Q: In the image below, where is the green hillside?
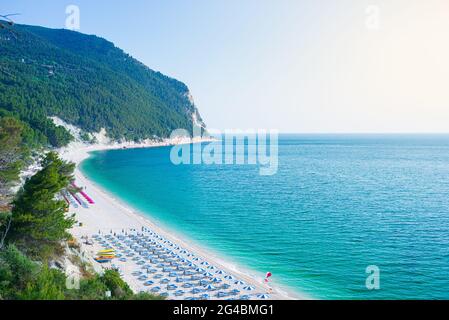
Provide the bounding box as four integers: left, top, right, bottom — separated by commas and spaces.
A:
0, 23, 205, 147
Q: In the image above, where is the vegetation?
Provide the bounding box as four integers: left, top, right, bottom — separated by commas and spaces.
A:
0, 153, 161, 300
0, 117, 28, 206
0, 116, 29, 248
70, 270, 163, 300
0, 245, 162, 300
9, 152, 75, 258
0, 23, 205, 147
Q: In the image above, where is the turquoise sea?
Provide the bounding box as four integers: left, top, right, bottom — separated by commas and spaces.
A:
81, 134, 449, 299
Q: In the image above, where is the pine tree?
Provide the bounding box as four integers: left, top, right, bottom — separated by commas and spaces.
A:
9, 152, 75, 252
0, 117, 25, 204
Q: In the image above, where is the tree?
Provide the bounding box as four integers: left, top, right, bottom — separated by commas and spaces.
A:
18, 265, 66, 300
0, 211, 11, 250
0, 117, 26, 249
101, 269, 133, 299
0, 117, 25, 205
1, 22, 205, 146
9, 152, 75, 255
0, 245, 37, 299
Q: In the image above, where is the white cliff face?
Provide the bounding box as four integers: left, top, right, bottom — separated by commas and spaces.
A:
186, 91, 195, 105
184, 91, 207, 132
50, 93, 210, 149
192, 112, 204, 129
50, 117, 113, 145
91, 128, 110, 145
50, 116, 86, 142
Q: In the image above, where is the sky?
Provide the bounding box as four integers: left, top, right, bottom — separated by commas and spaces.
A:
3, 0, 449, 133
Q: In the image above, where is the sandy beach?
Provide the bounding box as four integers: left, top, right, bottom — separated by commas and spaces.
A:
59, 140, 303, 300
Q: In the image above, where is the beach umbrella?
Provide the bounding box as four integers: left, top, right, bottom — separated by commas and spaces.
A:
203, 272, 213, 277
216, 291, 228, 298
257, 294, 270, 299
195, 268, 205, 273
243, 286, 255, 291
234, 280, 245, 285
192, 288, 202, 294
175, 290, 185, 296
144, 280, 154, 286
211, 278, 222, 283
224, 275, 234, 280
204, 285, 216, 291
216, 270, 225, 275
230, 289, 240, 295
199, 280, 209, 286
201, 261, 209, 266
150, 287, 161, 292
200, 294, 210, 300
182, 283, 193, 288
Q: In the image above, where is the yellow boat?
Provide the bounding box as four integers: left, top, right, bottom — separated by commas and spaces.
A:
98, 249, 115, 254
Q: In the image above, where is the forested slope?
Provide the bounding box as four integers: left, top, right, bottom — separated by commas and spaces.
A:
0, 22, 205, 147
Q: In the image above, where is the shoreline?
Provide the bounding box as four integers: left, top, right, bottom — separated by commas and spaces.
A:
60, 140, 308, 300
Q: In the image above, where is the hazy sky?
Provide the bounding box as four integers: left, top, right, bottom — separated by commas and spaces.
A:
3, 0, 449, 132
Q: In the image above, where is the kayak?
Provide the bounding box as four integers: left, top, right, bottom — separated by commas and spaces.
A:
98, 249, 115, 254
94, 258, 112, 263
97, 255, 116, 259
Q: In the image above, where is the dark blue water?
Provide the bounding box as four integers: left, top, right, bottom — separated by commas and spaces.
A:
81, 134, 449, 299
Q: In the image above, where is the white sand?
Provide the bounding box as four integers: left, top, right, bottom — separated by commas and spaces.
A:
60, 140, 305, 300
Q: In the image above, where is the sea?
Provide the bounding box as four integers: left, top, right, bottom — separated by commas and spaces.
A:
81, 134, 449, 299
